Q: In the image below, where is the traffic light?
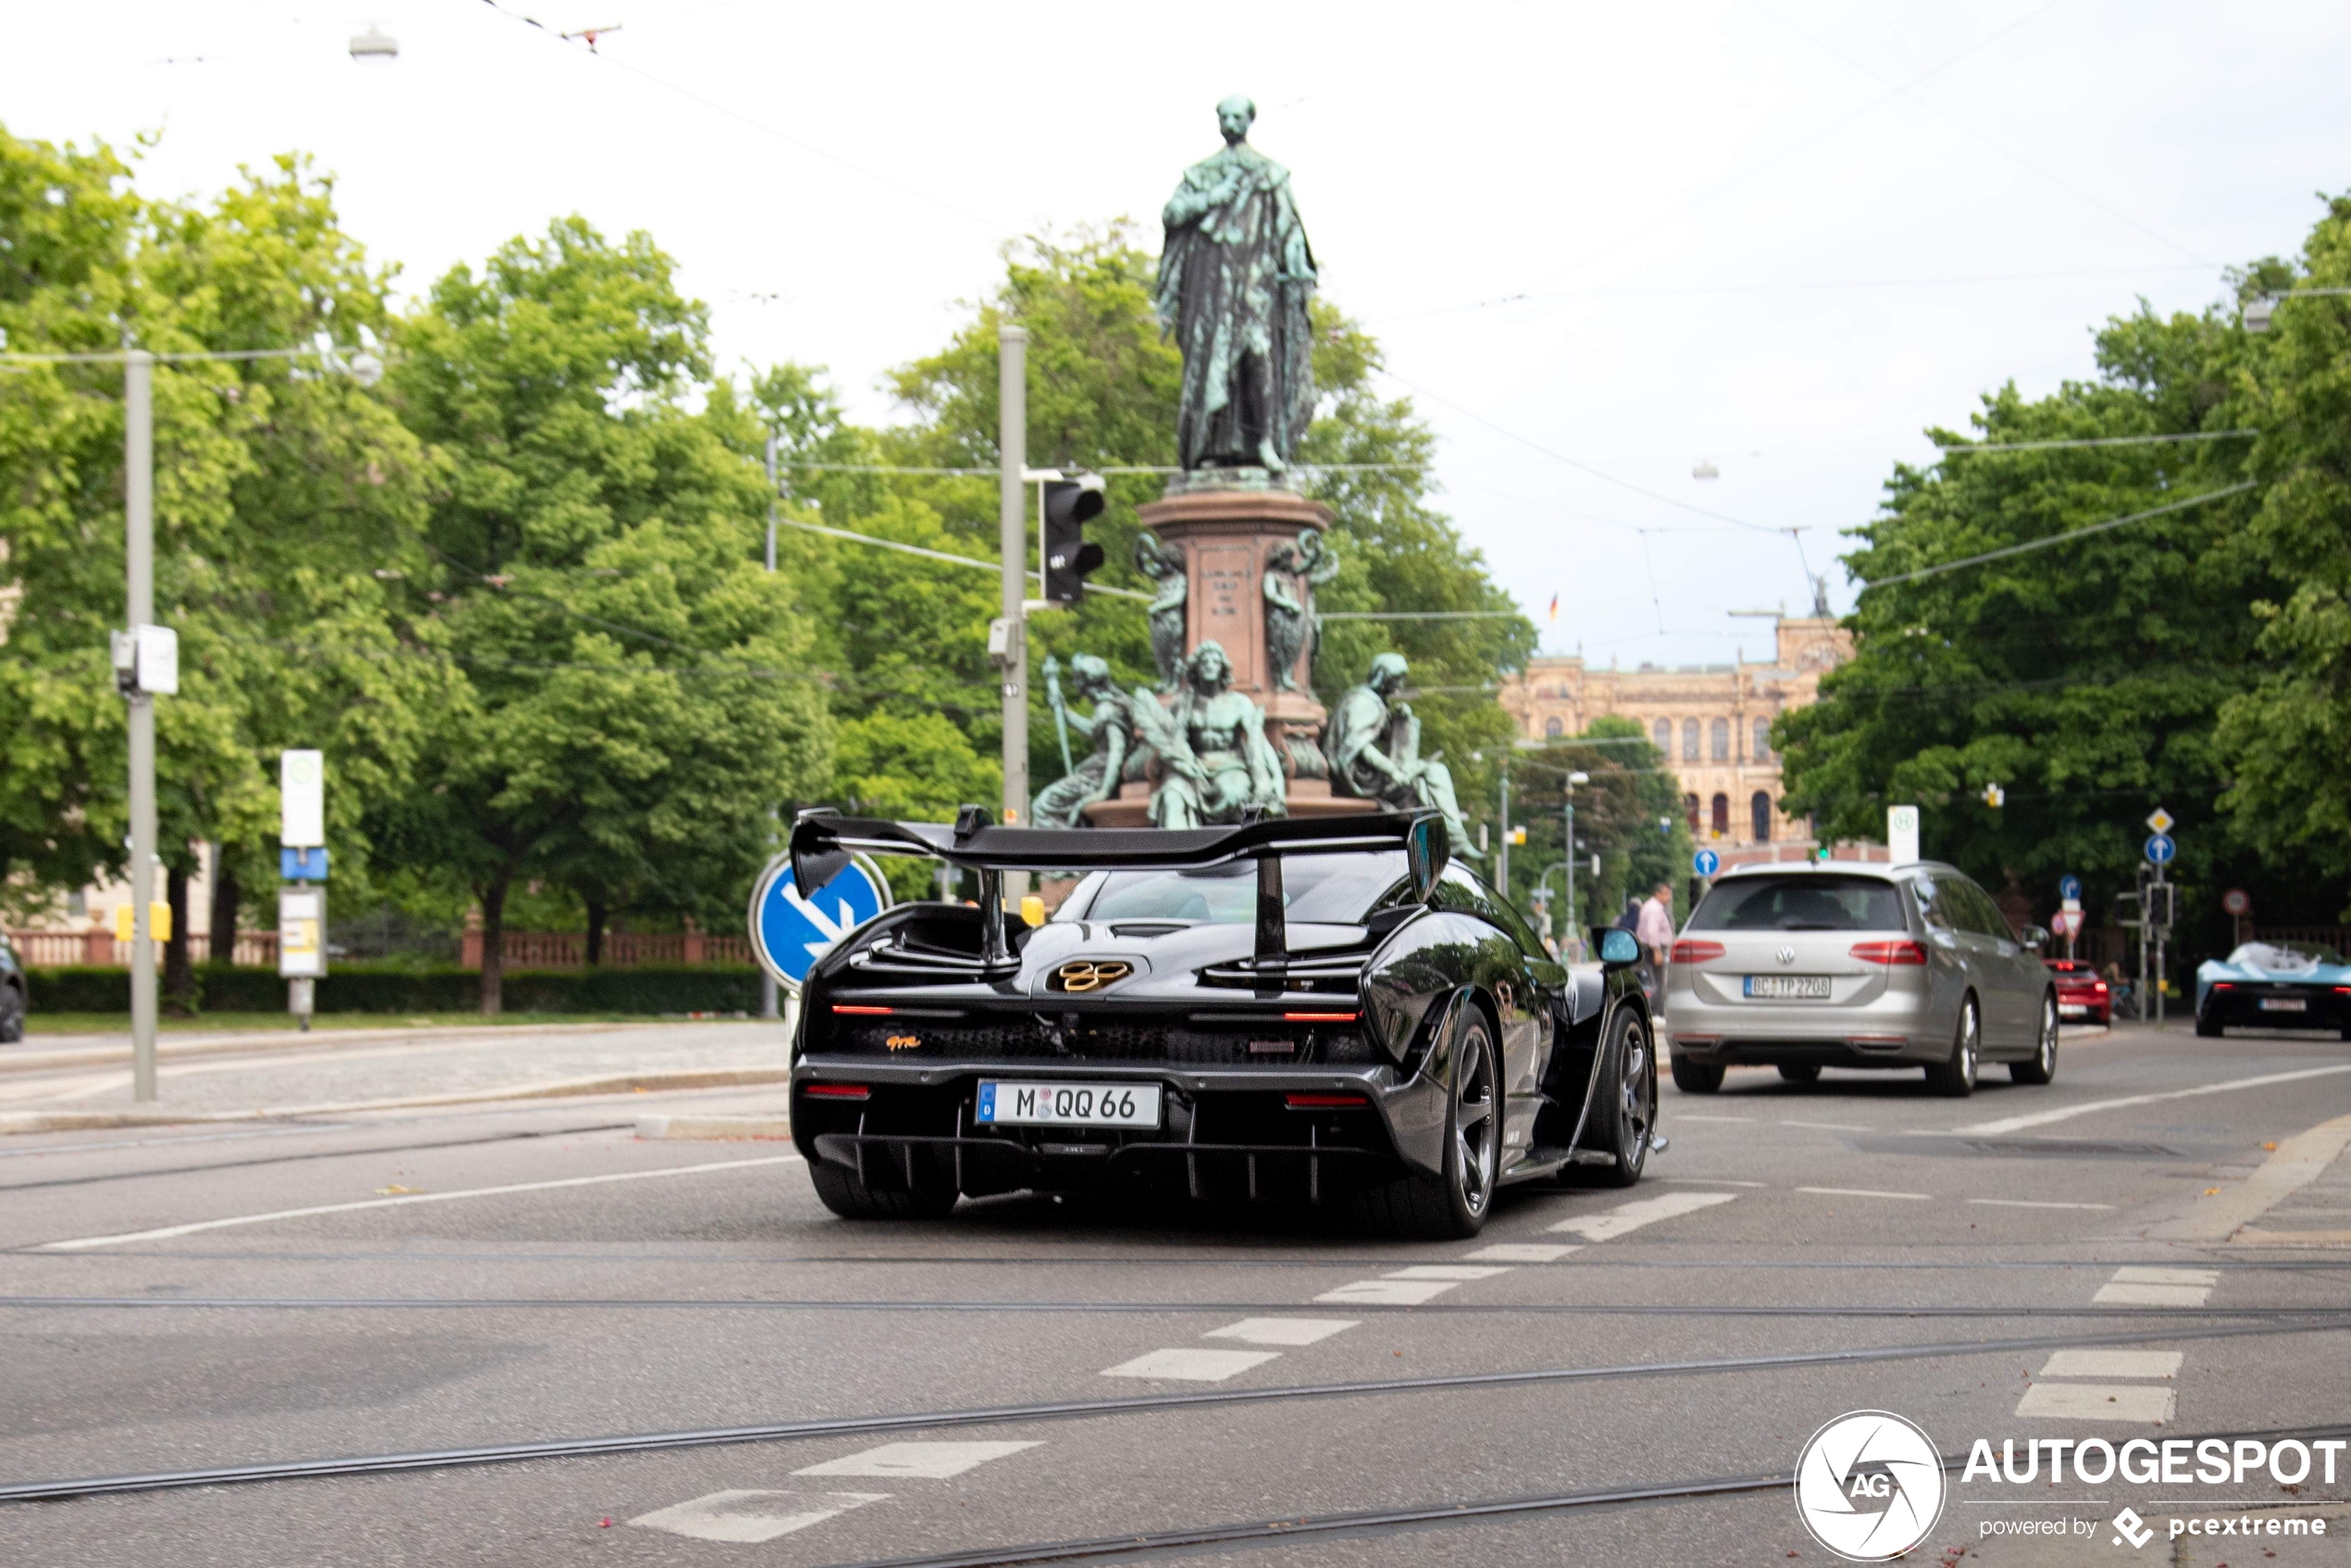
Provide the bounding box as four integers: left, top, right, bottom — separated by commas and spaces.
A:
1042, 475, 1106, 604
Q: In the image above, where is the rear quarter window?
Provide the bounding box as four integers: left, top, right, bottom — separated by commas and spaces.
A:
1686, 876, 1908, 933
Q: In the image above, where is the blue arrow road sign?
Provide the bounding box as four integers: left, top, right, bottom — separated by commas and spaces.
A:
1693, 850, 1721, 877
2145, 834, 2176, 865
748, 854, 889, 988
2059, 875, 2082, 901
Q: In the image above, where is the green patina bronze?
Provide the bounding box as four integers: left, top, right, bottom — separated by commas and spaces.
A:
1157, 96, 1318, 478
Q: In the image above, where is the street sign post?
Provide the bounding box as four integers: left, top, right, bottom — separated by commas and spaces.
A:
2145, 834, 2175, 865
2146, 807, 2175, 835
2141, 824, 2177, 1023
2059, 875, 2082, 902
1693, 849, 1720, 878
2223, 886, 2251, 947
1887, 804, 1920, 865
748, 853, 892, 997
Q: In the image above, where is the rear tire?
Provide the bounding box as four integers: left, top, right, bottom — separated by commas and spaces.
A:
1670, 1054, 1724, 1094
1924, 997, 1980, 1098
2010, 993, 2059, 1085
2196, 1012, 2223, 1039
0, 984, 21, 1044
1357, 1006, 1499, 1239
1775, 1063, 1820, 1084
808, 1161, 955, 1221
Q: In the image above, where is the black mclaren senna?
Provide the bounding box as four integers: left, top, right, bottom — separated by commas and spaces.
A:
785, 807, 1662, 1238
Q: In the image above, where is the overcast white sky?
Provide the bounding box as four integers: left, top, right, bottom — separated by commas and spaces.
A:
9, 2, 2348, 666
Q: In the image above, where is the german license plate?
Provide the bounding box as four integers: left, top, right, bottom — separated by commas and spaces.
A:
1745, 975, 1830, 1000
2259, 998, 2307, 1013
976, 1080, 1161, 1127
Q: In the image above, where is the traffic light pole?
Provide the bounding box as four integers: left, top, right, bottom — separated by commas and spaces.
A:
759, 432, 780, 1021
998, 326, 1028, 902
1496, 752, 1511, 896
1562, 779, 1577, 944
125, 350, 157, 1102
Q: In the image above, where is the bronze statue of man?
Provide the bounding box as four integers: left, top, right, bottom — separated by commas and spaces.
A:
1325, 653, 1476, 853
1157, 96, 1318, 475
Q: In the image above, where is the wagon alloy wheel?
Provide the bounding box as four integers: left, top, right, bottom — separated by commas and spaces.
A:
1927, 998, 1980, 1098
2011, 992, 2059, 1085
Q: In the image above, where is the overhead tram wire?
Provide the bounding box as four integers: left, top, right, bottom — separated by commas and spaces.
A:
1858, 480, 2256, 590
1939, 429, 2258, 455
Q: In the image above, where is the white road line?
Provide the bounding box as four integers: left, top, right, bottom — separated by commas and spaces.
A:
1657, 1177, 1768, 1188
1795, 1186, 1933, 1201
1382, 1264, 1512, 1281
1466, 1243, 1580, 1262
628, 1489, 887, 1544
1955, 1063, 2351, 1137
2015, 1383, 2177, 1424
1673, 1114, 1755, 1123
1100, 1348, 1279, 1382
1968, 1199, 2115, 1211
795, 1442, 1039, 1479
1549, 1190, 1739, 1240
38, 1154, 803, 1251
1778, 1120, 1869, 1132
2038, 1350, 2182, 1380
2093, 1266, 2215, 1308
1314, 1278, 1459, 1305
1204, 1318, 1357, 1347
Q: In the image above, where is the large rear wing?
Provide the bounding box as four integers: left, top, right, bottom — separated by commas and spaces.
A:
790, 807, 1449, 964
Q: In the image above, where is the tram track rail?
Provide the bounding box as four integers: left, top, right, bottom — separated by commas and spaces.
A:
2, 1294, 2346, 1323
4, 1315, 2346, 1504
824, 1419, 2351, 1568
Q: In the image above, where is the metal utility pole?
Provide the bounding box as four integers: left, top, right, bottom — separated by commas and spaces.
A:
1496, 752, 1511, 896
1563, 769, 1588, 952
125, 350, 157, 1102
759, 432, 780, 1021
997, 326, 1029, 903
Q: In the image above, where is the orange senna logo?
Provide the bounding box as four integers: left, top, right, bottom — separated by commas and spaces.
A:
884, 1034, 921, 1051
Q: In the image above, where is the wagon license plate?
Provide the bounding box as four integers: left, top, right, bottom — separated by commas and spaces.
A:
2260, 998, 2308, 1013
976, 1081, 1162, 1127
1745, 975, 1831, 1000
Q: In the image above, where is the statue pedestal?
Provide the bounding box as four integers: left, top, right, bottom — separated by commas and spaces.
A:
1078, 485, 1374, 828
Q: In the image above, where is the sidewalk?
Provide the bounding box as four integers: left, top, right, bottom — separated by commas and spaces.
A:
0, 1016, 792, 1130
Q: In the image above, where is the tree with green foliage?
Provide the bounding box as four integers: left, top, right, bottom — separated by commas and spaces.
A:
1508, 716, 1693, 936
2215, 196, 2351, 907
1777, 283, 2281, 941
0, 131, 445, 1006
376, 218, 829, 1010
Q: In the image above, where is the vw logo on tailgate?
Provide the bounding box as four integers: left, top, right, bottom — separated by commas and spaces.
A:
1051, 960, 1133, 993
1776, 946, 1797, 965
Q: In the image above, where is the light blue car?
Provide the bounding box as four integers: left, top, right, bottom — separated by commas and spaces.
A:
2195, 942, 2351, 1039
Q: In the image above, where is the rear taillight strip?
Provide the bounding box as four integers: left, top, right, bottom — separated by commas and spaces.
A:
1849, 940, 1927, 965
1670, 940, 1724, 964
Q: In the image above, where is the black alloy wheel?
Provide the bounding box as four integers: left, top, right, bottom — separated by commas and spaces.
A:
2010, 992, 2059, 1085
0, 983, 21, 1044
1358, 1005, 1499, 1238
1592, 1009, 1657, 1188
1925, 996, 1980, 1098
808, 1159, 956, 1221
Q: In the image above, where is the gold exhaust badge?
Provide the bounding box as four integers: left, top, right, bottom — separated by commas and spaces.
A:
1052, 960, 1133, 993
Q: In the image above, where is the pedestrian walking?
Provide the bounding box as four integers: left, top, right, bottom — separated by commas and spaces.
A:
1636, 880, 1676, 1011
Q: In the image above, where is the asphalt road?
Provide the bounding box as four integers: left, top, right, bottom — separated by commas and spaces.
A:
2, 1020, 2348, 1566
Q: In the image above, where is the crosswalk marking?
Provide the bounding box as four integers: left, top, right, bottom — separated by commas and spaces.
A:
1549, 1189, 1738, 1240
795, 1442, 1039, 1479
1100, 1347, 1280, 1381
2015, 1383, 2176, 1423
1313, 1278, 1459, 1305
2036, 1350, 2182, 1380
2092, 1266, 2216, 1307
628, 1489, 887, 1544
1795, 1186, 1932, 1201
1382, 1264, 1511, 1281
1466, 1243, 1580, 1262
1204, 1317, 1357, 1346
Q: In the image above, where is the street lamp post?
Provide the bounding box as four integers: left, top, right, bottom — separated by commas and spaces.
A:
1563, 769, 1588, 948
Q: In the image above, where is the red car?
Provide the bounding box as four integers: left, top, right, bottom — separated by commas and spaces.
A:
2046, 958, 2110, 1025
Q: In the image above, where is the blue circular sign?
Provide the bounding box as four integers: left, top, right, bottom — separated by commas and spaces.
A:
1693, 849, 1721, 877
747, 854, 890, 989
2145, 834, 2175, 865
2059, 875, 2083, 901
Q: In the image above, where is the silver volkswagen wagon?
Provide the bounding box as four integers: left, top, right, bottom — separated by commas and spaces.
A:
1661, 861, 2059, 1098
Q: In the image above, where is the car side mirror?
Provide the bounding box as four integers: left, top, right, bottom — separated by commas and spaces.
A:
2021, 924, 2050, 952
1597, 928, 1640, 968
1403, 814, 1449, 905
